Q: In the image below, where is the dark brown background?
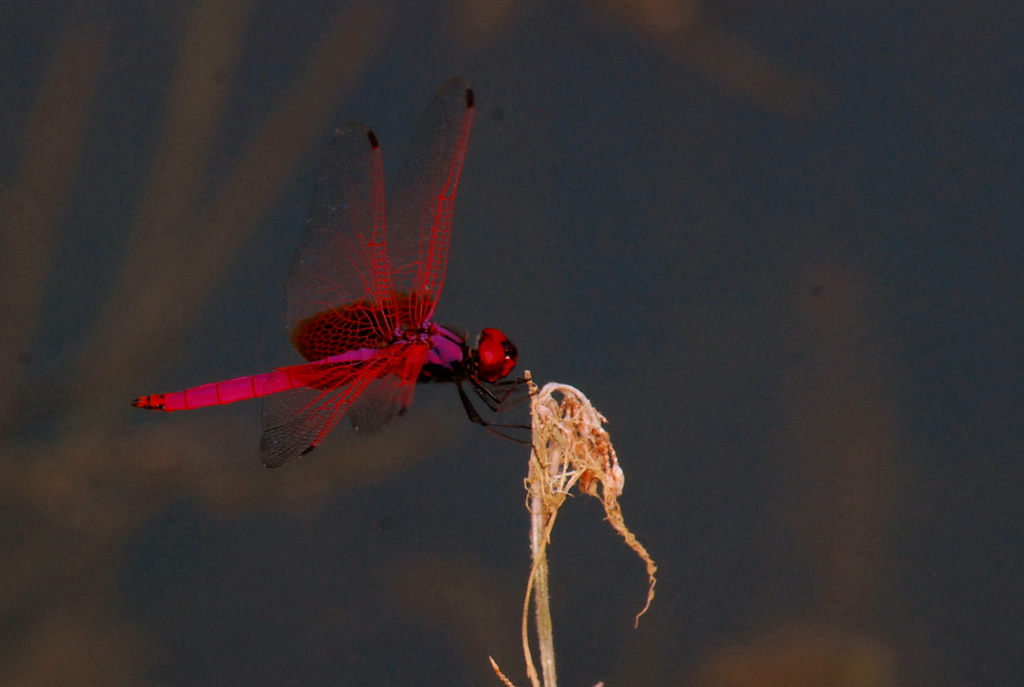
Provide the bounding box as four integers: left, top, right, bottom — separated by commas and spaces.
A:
1, 1, 1020, 685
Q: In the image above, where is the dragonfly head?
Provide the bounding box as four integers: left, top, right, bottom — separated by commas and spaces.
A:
474, 328, 518, 382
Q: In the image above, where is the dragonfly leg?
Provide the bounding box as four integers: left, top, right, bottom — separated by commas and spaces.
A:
470, 376, 531, 412
454, 377, 531, 443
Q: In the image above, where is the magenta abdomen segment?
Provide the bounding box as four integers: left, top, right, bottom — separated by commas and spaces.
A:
132, 347, 382, 412
188, 372, 292, 409
131, 328, 466, 413
134, 370, 299, 411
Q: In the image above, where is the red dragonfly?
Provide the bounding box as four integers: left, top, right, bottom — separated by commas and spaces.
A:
133, 79, 521, 467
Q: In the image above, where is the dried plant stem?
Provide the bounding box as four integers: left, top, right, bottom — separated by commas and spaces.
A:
525, 436, 560, 687
514, 372, 658, 687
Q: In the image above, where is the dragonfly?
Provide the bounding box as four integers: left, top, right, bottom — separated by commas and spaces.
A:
132, 78, 522, 467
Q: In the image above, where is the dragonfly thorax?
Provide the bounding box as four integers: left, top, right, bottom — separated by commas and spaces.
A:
419, 325, 518, 384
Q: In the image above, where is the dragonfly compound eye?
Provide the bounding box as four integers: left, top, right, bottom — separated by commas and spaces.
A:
476, 328, 518, 382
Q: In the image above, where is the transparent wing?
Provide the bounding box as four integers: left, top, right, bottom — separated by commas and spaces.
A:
259, 343, 429, 467
285, 124, 395, 350
259, 362, 374, 468
343, 375, 409, 434
387, 78, 475, 328
347, 342, 429, 433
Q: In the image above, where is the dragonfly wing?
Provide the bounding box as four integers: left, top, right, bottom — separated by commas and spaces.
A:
348, 375, 415, 434
387, 78, 475, 328
286, 122, 394, 349
259, 343, 429, 467
259, 362, 372, 468
347, 342, 430, 433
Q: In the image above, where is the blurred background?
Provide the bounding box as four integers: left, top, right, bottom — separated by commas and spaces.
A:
1, 1, 1021, 685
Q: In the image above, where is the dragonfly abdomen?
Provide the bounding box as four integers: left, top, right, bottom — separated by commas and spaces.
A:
132, 370, 308, 411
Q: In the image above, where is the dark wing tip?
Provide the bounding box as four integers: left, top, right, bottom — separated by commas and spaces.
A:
366, 129, 379, 149
465, 86, 474, 109
260, 444, 315, 468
